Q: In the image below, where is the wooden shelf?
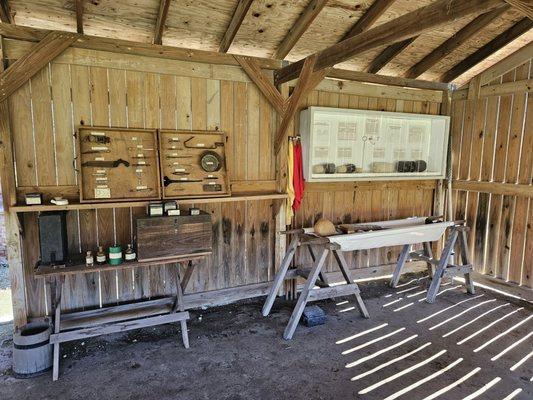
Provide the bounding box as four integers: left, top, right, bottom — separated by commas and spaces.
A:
35, 252, 211, 277
10, 193, 287, 213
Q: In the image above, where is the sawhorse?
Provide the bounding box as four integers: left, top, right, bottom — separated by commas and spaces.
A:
262, 233, 369, 340
390, 224, 475, 303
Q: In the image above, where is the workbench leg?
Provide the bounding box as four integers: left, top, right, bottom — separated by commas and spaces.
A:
390, 244, 410, 288
333, 250, 369, 319
423, 242, 435, 278
283, 248, 329, 340
426, 229, 458, 303
173, 264, 189, 349
262, 236, 298, 317
51, 276, 63, 381
308, 246, 329, 287
458, 229, 475, 295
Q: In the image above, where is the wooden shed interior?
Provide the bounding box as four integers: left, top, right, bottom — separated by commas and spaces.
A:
0, 0, 531, 387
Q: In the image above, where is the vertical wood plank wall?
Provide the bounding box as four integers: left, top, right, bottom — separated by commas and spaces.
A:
9, 52, 278, 316
451, 60, 532, 289
292, 88, 441, 275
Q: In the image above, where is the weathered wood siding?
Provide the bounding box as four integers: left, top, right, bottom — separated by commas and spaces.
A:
9, 50, 278, 316
451, 60, 532, 288
292, 88, 441, 274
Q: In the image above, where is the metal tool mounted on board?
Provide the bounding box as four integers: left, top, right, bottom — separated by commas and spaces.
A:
164, 176, 202, 186
183, 136, 224, 149
81, 159, 130, 168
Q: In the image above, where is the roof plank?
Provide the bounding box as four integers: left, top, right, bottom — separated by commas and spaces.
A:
219, 0, 254, 53
504, 0, 533, 19
275, 0, 503, 85
440, 17, 533, 83
404, 5, 509, 79
274, 0, 327, 60
154, 0, 171, 45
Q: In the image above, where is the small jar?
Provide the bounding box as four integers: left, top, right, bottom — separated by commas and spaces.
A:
86, 251, 94, 267
124, 244, 136, 262
96, 246, 106, 265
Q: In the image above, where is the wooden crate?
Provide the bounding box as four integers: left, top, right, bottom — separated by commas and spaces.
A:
76, 126, 161, 202
159, 130, 231, 198
135, 212, 213, 262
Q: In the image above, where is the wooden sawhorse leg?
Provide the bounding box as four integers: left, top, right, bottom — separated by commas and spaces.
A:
50, 276, 64, 381
173, 263, 190, 348
390, 244, 410, 288
262, 235, 298, 317
332, 250, 369, 319
458, 228, 475, 295
283, 248, 329, 340
426, 229, 458, 303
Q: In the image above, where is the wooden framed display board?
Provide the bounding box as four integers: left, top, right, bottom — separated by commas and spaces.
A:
159, 130, 231, 199
76, 127, 161, 202
300, 107, 450, 182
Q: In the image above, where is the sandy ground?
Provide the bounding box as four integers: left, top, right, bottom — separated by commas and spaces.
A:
0, 274, 531, 400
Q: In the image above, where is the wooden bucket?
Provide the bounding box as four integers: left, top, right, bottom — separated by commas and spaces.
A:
12, 320, 53, 378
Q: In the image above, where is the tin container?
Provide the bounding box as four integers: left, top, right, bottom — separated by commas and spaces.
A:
108, 245, 122, 266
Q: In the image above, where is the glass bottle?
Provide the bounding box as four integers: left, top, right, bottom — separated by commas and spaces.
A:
86, 251, 94, 267
124, 244, 136, 261
96, 246, 106, 265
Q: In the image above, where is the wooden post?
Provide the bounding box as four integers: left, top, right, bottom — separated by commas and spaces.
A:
0, 35, 27, 329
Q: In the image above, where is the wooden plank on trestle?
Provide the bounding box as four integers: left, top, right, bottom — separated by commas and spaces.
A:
0, 31, 77, 103
51, 63, 76, 186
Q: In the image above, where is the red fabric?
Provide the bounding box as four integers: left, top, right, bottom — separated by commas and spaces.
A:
292, 141, 305, 212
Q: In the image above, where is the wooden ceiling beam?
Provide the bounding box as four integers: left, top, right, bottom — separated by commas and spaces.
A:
341, 0, 396, 40
0, 0, 12, 24
477, 41, 533, 86
274, 0, 327, 60
0, 31, 77, 103
275, 0, 503, 85
219, 0, 254, 53
504, 0, 533, 19
365, 37, 416, 74
404, 5, 509, 79
154, 0, 171, 45
440, 17, 533, 83
75, 0, 84, 34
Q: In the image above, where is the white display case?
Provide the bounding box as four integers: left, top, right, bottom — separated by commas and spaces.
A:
299, 107, 450, 181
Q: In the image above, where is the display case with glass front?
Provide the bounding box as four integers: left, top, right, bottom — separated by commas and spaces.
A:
299, 107, 450, 182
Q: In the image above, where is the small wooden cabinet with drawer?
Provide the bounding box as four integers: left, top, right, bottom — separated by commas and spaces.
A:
135, 212, 212, 262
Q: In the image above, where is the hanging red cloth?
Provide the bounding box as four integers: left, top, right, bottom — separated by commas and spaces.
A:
292, 140, 305, 212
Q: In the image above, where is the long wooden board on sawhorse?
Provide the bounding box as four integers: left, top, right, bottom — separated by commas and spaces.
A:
390, 223, 475, 303
262, 233, 369, 340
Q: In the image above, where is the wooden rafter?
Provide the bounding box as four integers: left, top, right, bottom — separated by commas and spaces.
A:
0, 0, 12, 24
404, 5, 509, 79
504, 0, 533, 19
75, 0, 84, 34
154, 0, 171, 45
477, 41, 533, 86
341, 0, 396, 41
274, 0, 327, 60
219, 0, 254, 53
275, 0, 503, 85
440, 17, 533, 83
235, 55, 286, 113
0, 31, 77, 103
365, 37, 416, 74
274, 55, 328, 154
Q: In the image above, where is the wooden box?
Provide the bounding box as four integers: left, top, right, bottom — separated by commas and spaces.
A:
77, 126, 161, 202
159, 130, 231, 198
135, 212, 212, 262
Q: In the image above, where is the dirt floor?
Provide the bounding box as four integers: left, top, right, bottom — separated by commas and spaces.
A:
0, 274, 531, 400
